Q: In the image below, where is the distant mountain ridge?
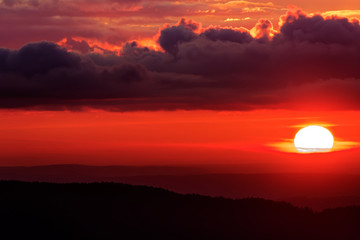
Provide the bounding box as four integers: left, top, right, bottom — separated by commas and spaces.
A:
1, 164, 360, 210
0, 181, 359, 240
0, 164, 207, 179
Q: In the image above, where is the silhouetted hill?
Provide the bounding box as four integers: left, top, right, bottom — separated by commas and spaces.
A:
1, 165, 360, 210
0, 181, 359, 240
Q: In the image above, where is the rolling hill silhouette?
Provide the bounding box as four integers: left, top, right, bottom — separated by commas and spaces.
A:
1, 165, 360, 210
0, 181, 359, 240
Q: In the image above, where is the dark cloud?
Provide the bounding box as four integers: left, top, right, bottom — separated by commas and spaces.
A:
157, 18, 199, 55
277, 9, 360, 45
158, 19, 254, 55
4, 42, 81, 77
1, 9, 360, 111
201, 27, 253, 44
121, 41, 151, 57
178, 18, 200, 31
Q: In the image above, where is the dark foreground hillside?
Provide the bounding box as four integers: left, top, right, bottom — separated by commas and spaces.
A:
0, 181, 359, 240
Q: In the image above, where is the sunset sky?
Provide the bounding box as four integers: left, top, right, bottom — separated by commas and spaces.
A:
1, 0, 360, 173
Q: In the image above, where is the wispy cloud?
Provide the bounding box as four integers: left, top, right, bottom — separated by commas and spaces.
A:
224, 17, 251, 22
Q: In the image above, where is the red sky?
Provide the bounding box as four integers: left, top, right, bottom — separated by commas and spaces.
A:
1, 109, 360, 174
1, 0, 360, 172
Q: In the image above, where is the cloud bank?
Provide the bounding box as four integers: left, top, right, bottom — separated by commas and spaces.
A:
1, 8, 360, 111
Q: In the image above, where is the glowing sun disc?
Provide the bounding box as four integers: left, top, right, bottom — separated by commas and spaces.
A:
294, 125, 334, 153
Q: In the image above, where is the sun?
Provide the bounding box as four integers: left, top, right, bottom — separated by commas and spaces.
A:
294, 125, 334, 153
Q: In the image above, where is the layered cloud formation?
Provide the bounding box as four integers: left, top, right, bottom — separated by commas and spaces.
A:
1, 8, 360, 111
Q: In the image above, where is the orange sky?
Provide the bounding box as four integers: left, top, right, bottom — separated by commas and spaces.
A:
1, 109, 359, 173
1, 0, 359, 49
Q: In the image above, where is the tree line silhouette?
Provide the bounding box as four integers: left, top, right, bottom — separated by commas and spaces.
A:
0, 181, 359, 239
